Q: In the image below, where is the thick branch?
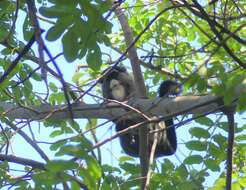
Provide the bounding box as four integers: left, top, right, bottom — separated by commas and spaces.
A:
1, 78, 245, 120
0, 94, 239, 120
114, 7, 147, 97
0, 154, 45, 170
114, 6, 149, 183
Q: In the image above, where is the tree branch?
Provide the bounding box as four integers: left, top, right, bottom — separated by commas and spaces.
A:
0, 154, 45, 170
0, 33, 36, 84
114, 5, 149, 183
1, 88, 243, 121
5, 120, 49, 162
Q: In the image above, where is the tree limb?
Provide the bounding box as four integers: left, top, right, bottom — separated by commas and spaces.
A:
0, 154, 45, 170
0, 93, 242, 121
114, 5, 149, 183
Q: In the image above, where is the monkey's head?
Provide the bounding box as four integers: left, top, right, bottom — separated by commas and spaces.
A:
100, 66, 135, 101
159, 80, 182, 97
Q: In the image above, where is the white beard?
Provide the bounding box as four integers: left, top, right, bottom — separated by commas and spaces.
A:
110, 79, 126, 101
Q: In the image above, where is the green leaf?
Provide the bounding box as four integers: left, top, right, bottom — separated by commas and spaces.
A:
49, 82, 58, 92
46, 16, 74, 41
56, 145, 87, 157
186, 140, 207, 151
0, 0, 11, 10
39, 6, 77, 18
86, 45, 102, 70
235, 134, 246, 141
238, 92, 246, 111
213, 134, 227, 148
32, 172, 60, 186
217, 122, 229, 132
23, 80, 33, 97
71, 181, 81, 190
62, 27, 79, 62
46, 23, 66, 41
50, 130, 63, 137
194, 116, 214, 126
209, 178, 226, 190
119, 162, 141, 174
204, 159, 220, 171
70, 121, 80, 132
86, 156, 102, 179
208, 143, 225, 159
175, 165, 189, 179
78, 156, 102, 190
23, 15, 33, 41
79, 168, 97, 190
161, 159, 175, 173
31, 72, 42, 81
63, 126, 73, 134
72, 72, 83, 83
50, 140, 67, 151
45, 160, 78, 172
118, 156, 135, 162
231, 182, 241, 190
0, 23, 9, 40
102, 164, 121, 174
187, 27, 196, 41
238, 176, 246, 187
184, 155, 203, 165
13, 87, 22, 100
189, 127, 210, 138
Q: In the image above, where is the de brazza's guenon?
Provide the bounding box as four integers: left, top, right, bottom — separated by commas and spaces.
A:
100, 66, 181, 157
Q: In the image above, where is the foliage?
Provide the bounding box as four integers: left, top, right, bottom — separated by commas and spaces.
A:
0, 0, 245, 189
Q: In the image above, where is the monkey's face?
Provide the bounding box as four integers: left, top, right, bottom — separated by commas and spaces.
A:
110, 79, 126, 101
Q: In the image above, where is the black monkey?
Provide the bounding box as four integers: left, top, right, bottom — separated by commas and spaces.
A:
159, 80, 182, 97
100, 66, 180, 157
115, 80, 180, 157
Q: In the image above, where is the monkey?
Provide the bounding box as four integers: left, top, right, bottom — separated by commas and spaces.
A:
114, 80, 180, 157
100, 66, 180, 157
159, 80, 182, 97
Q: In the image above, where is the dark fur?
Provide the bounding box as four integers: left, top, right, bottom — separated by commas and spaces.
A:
100, 66, 180, 157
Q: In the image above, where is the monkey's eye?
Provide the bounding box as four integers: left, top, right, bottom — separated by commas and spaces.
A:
110, 79, 121, 89
112, 83, 119, 88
